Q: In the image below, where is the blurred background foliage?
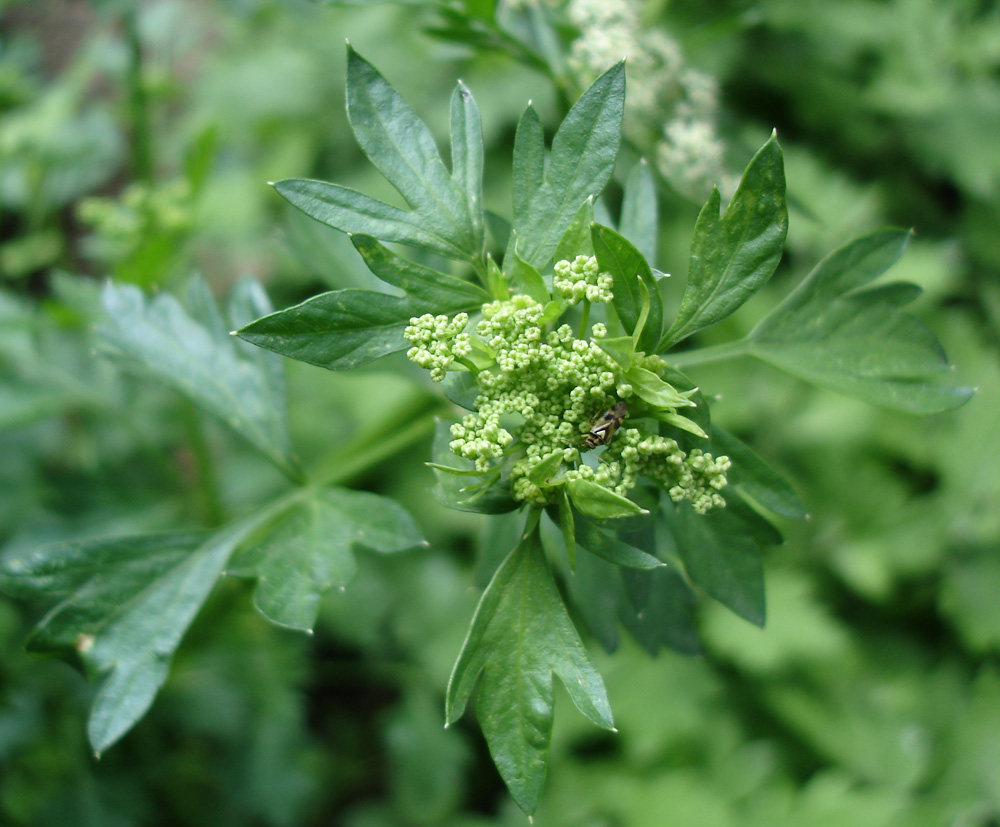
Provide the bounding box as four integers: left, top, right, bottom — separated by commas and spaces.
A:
0, 0, 996, 824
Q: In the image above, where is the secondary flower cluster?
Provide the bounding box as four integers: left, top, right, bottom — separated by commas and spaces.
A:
403, 256, 730, 514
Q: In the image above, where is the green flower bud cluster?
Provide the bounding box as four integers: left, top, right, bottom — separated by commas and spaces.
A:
404, 312, 472, 382
554, 255, 614, 305
405, 262, 731, 513
602, 428, 731, 513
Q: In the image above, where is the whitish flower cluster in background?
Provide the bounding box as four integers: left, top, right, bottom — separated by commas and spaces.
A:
566, 0, 735, 199
404, 256, 730, 513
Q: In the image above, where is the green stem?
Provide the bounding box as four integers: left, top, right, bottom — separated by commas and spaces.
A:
666, 338, 751, 369
179, 400, 224, 526
125, 11, 153, 183
311, 409, 437, 489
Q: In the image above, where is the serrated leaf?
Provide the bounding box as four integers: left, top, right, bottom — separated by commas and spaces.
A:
664, 495, 776, 627
660, 133, 787, 350
97, 281, 295, 477
508, 62, 625, 271
227, 487, 424, 632
273, 47, 483, 265
567, 478, 647, 519
592, 223, 663, 352
619, 160, 658, 265
747, 228, 974, 413
710, 426, 807, 519
445, 530, 614, 814
0, 512, 274, 753
237, 236, 487, 372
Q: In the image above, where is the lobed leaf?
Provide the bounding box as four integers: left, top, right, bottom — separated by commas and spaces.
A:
273, 46, 484, 266
659, 133, 788, 350
747, 229, 975, 413
508, 62, 625, 272
228, 487, 424, 632
445, 530, 614, 814
98, 280, 296, 477
0, 510, 277, 754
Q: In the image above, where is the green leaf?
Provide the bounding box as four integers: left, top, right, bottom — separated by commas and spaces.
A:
574, 514, 664, 569
445, 530, 614, 814
567, 478, 647, 519
592, 224, 663, 353
236, 289, 418, 372
236, 236, 486, 372
664, 495, 776, 627
273, 47, 483, 265
508, 62, 625, 271
430, 420, 518, 514
554, 197, 595, 263
710, 426, 807, 519
747, 228, 974, 413
624, 365, 696, 410
350, 234, 490, 306
596, 335, 635, 369
450, 80, 485, 252
557, 490, 576, 571
227, 488, 424, 632
659, 133, 788, 350
512, 104, 545, 222
97, 280, 296, 477
620, 566, 701, 655
0, 510, 275, 754
510, 242, 552, 305
619, 159, 658, 265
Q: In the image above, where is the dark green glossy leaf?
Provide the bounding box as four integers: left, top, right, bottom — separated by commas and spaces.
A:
227, 488, 424, 632
508, 62, 625, 271
445, 530, 614, 814
747, 229, 974, 413
665, 495, 777, 627
237, 236, 486, 372
574, 513, 663, 569
710, 426, 807, 519
98, 281, 295, 477
236, 289, 419, 372
620, 566, 701, 656
660, 133, 787, 350
592, 223, 663, 353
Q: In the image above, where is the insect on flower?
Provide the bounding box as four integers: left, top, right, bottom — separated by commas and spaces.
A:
582, 401, 627, 450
